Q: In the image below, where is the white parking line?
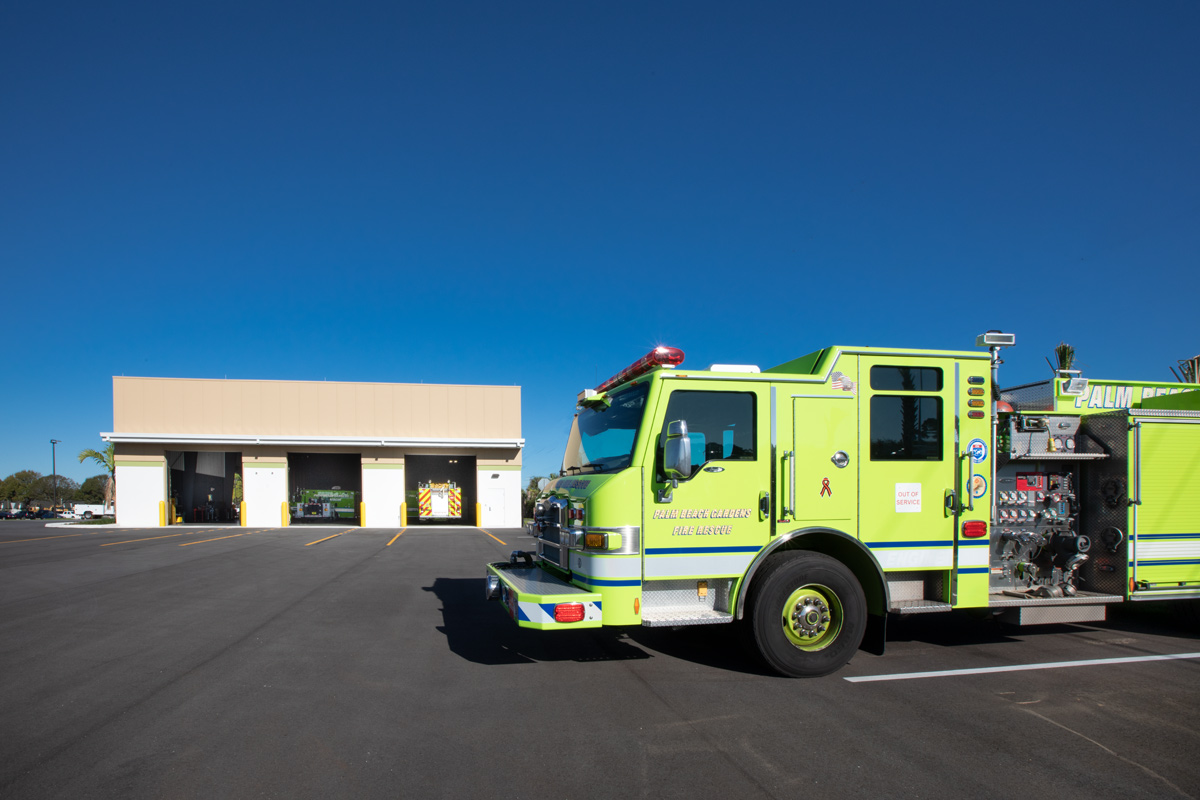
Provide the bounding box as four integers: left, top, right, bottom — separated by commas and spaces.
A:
845, 652, 1200, 682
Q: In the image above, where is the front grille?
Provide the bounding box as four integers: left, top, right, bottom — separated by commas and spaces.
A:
534, 495, 572, 570
538, 525, 565, 545
538, 538, 568, 569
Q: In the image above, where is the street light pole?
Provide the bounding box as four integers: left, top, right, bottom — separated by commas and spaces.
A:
50, 439, 61, 512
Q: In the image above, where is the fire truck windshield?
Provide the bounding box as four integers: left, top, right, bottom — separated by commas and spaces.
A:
561, 382, 651, 475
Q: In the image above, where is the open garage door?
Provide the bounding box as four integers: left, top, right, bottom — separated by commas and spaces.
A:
288, 453, 362, 524
406, 455, 477, 526
167, 451, 242, 523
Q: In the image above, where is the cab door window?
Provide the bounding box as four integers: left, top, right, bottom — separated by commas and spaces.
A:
656, 391, 756, 480
869, 365, 944, 461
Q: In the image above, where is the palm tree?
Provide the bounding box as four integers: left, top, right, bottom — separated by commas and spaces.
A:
1047, 342, 1075, 375
78, 443, 116, 510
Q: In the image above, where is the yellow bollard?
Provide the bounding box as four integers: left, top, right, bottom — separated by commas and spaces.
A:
360, 501, 367, 527
400, 502, 407, 527
476, 502, 482, 527
240, 501, 246, 527
159, 501, 166, 527
282, 501, 289, 527
169, 499, 175, 526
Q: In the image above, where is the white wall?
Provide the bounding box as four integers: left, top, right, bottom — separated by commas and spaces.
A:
477, 468, 521, 528
116, 463, 167, 527
244, 465, 288, 527
362, 467, 405, 528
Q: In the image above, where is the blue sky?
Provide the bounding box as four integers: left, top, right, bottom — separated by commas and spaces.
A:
2, 1, 1198, 484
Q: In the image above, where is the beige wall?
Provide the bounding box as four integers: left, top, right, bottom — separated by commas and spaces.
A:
113, 377, 521, 440
115, 444, 521, 466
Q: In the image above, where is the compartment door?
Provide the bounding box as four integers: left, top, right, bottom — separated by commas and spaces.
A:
1133, 420, 1200, 592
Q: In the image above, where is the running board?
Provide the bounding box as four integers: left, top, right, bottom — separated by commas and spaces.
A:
641, 607, 734, 627
890, 599, 953, 615
989, 592, 1123, 626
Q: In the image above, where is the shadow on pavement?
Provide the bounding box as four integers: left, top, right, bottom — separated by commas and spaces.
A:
427, 577, 1199, 673
885, 602, 1200, 648
623, 623, 777, 677
425, 577, 651, 666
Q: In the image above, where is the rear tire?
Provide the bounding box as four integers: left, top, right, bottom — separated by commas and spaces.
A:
750, 551, 866, 678
82, 511, 93, 520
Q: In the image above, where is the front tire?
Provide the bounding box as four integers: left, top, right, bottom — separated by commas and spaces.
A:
750, 551, 866, 678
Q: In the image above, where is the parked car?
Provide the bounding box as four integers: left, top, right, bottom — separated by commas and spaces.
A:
0, 510, 15, 520
35, 509, 55, 519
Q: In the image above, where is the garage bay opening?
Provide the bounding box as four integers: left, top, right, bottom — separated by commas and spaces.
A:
167, 451, 243, 524
288, 453, 362, 524
405, 455, 477, 526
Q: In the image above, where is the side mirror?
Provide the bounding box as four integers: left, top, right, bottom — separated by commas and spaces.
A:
664, 420, 692, 481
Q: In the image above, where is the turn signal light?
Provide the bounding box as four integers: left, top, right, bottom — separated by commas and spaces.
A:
554, 603, 586, 623
585, 533, 605, 548
962, 520, 988, 539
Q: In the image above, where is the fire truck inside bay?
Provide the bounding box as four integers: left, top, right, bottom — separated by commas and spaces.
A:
485, 334, 1200, 677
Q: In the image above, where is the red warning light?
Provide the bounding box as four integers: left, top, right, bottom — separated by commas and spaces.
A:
962, 520, 988, 539
554, 603, 586, 623
595, 347, 685, 394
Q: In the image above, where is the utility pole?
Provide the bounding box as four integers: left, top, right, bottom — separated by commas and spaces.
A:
50, 439, 61, 511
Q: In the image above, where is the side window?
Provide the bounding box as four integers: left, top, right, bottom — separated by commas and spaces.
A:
657, 391, 756, 479
870, 365, 943, 391
869, 365, 943, 461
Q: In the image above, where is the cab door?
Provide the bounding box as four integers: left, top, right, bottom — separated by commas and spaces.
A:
642, 382, 772, 581
790, 394, 859, 530
857, 357, 958, 576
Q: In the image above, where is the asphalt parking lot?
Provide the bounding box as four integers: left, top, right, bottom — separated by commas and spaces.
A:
2, 519, 1199, 799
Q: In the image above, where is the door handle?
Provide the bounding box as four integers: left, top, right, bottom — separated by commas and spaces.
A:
782, 451, 795, 517
960, 450, 974, 512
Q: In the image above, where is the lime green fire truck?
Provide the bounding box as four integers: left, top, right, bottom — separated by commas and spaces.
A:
485, 334, 1200, 677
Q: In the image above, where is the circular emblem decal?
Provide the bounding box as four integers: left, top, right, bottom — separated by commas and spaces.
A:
968, 438, 988, 464
971, 474, 988, 499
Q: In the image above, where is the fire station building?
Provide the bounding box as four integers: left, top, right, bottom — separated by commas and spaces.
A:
102, 377, 523, 528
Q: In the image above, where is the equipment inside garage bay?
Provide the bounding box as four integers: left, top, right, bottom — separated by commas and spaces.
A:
406, 454, 477, 525
288, 453, 361, 523
418, 482, 462, 520
167, 451, 242, 523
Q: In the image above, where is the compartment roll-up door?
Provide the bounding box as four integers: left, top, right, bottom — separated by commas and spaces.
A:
1135, 421, 1200, 589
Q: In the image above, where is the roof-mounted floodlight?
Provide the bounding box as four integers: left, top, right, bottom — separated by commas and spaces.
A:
1063, 377, 1089, 396
976, 331, 1016, 348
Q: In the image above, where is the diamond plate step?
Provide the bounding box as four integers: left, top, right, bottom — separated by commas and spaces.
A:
641, 607, 734, 627
987, 591, 1123, 608
889, 599, 953, 615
